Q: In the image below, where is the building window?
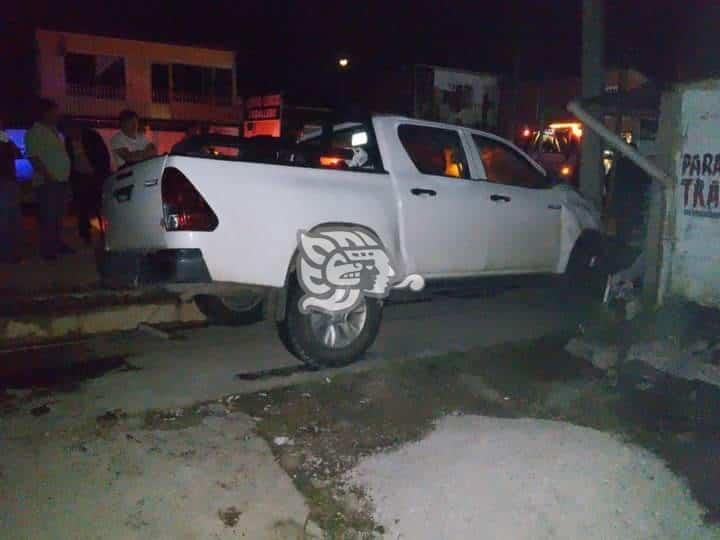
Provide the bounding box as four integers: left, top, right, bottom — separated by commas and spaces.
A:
151, 64, 170, 103
172, 64, 206, 104
214, 68, 233, 106
154, 64, 234, 105
65, 53, 126, 100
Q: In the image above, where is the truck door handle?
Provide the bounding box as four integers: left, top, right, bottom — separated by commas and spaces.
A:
411, 188, 437, 197
113, 185, 134, 203
490, 194, 511, 202
548, 204, 562, 210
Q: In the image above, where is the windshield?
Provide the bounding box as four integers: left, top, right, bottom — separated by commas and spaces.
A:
531, 130, 578, 156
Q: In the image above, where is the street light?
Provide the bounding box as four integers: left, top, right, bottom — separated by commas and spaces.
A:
338, 57, 349, 69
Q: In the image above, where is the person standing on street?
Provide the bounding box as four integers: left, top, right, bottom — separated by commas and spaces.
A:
64, 121, 111, 245
25, 99, 73, 261
110, 110, 156, 169
607, 141, 652, 248
0, 115, 22, 263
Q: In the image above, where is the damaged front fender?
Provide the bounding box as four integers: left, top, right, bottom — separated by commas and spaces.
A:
553, 184, 602, 273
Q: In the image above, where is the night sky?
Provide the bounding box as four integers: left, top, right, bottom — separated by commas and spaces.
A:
1, 0, 718, 118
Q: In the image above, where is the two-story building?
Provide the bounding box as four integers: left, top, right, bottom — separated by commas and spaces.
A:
30, 29, 243, 165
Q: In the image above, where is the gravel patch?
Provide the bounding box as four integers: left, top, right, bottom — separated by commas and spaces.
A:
350, 415, 719, 540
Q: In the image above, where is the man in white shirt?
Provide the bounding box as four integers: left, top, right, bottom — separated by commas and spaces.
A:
110, 110, 156, 169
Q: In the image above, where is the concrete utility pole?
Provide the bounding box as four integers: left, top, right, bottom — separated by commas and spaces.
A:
579, 0, 606, 209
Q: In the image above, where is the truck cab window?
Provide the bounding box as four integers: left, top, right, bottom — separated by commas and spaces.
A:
398, 124, 469, 179
473, 135, 549, 189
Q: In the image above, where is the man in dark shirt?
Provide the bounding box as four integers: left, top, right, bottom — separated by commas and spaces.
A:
608, 142, 652, 248
64, 121, 111, 245
0, 116, 22, 263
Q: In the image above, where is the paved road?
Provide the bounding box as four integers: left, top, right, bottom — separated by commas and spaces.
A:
8, 285, 587, 421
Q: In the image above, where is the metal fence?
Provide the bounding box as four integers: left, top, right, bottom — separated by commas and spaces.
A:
66, 84, 126, 101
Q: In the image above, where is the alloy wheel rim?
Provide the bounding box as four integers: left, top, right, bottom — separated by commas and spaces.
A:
309, 300, 368, 349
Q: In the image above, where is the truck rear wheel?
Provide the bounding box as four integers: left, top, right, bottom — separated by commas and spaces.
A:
194, 294, 263, 326
278, 281, 383, 368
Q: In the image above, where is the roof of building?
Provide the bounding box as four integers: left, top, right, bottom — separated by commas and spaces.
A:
36, 27, 236, 55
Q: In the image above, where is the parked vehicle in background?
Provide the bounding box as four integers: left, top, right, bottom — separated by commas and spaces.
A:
100, 114, 603, 367
527, 123, 582, 186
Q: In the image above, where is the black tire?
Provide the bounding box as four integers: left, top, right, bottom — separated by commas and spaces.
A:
194, 294, 264, 326
277, 280, 383, 368
564, 234, 609, 299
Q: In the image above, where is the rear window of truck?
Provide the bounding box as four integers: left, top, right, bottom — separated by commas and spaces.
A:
171, 119, 385, 173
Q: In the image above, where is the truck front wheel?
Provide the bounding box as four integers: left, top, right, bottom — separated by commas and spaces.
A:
564, 233, 608, 299
278, 281, 383, 368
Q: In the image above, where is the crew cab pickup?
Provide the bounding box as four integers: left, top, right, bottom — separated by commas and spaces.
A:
100, 114, 602, 366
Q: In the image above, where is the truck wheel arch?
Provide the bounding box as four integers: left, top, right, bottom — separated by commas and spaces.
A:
271, 222, 386, 322
573, 229, 605, 257
561, 229, 604, 273
564, 229, 607, 277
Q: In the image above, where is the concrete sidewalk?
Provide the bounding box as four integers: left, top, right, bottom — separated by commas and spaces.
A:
0, 250, 206, 344
0, 292, 206, 342
0, 246, 99, 296
0, 214, 207, 343
0, 215, 100, 296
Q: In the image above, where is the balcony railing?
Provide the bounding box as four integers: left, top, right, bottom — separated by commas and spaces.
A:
214, 95, 233, 107
152, 89, 170, 104
171, 91, 211, 105
152, 90, 234, 107
58, 86, 240, 121
66, 84, 126, 101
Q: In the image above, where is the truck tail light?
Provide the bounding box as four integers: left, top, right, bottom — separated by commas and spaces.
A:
161, 167, 218, 231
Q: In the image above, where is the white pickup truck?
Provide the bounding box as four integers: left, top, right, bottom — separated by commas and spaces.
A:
100, 114, 603, 366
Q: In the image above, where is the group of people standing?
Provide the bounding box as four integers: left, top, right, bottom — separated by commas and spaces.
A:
0, 99, 156, 262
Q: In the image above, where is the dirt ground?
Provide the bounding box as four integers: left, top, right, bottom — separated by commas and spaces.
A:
230, 336, 720, 538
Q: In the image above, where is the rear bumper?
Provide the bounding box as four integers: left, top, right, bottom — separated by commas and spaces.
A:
98, 248, 288, 321
98, 248, 211, 289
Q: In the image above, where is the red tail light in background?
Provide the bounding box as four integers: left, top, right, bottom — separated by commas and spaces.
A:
320, 156, 345, 167
161, 167, 218, 231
